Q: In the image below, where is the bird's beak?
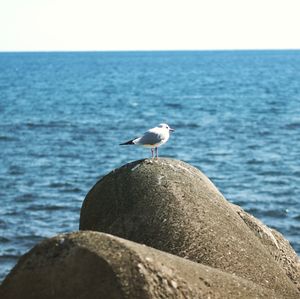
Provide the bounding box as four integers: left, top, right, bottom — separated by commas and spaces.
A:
169, 128, 175, 132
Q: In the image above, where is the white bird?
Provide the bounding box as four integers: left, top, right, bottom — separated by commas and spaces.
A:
120, 123, 175, 158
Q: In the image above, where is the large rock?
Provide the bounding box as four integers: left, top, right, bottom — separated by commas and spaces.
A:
80, 158, 300, 297
0, 231, 288, 299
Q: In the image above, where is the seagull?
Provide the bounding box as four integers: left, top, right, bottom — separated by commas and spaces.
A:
120, 123, 175, 158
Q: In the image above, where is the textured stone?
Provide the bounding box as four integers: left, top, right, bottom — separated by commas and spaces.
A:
80, 158, 300, 297
0, 231, 288, 299
230, 203, 300, 291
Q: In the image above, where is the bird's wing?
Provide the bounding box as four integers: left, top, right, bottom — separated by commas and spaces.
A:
135, 130, 163, 145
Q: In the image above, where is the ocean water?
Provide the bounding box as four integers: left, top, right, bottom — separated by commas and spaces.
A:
0, 50, 300, 281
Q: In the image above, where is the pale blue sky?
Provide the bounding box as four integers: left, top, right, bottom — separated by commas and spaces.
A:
0, 0, 299, 51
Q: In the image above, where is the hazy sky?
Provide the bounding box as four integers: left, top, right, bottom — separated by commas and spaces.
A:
1, 0, 300, 51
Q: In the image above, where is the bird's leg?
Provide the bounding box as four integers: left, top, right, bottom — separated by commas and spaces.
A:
151, 148, 154, 159
155, 147, 158, 158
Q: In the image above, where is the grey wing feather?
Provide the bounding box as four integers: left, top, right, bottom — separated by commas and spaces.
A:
137, 131, 163, 145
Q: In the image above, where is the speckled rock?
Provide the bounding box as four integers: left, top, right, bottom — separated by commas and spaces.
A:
230, 202, 300, 291
80, 158, 300, 297
0, 231, 288, 299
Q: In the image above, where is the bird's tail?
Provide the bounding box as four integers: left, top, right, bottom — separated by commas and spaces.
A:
120, 139, 135, 145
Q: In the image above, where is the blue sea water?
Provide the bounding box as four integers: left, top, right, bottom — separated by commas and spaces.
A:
0, 50, 300, 281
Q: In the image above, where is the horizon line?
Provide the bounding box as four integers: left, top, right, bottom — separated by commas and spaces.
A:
0, 48, 300, 54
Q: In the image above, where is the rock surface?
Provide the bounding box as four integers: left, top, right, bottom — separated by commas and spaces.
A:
0, 231, 288, 299
80, 158, 300, 297
230, 203, 300, 292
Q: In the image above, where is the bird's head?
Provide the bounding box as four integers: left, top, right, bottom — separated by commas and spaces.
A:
158, 123, 175, 132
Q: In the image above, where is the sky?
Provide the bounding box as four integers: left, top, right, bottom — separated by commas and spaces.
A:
0, 0, 300, 52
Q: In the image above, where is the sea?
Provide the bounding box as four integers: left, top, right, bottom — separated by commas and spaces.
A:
0, 50, 300, 281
